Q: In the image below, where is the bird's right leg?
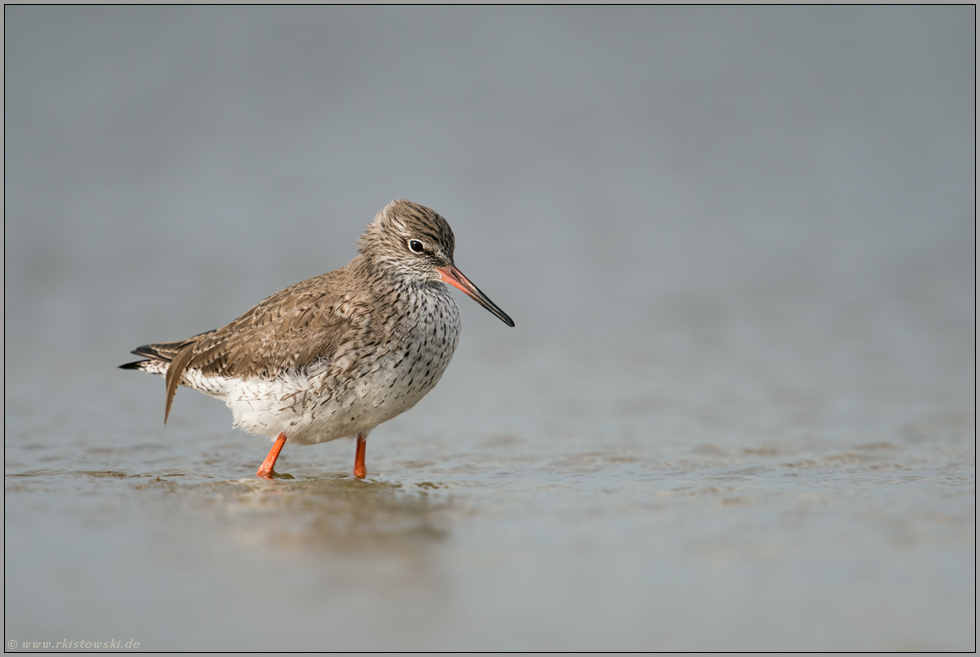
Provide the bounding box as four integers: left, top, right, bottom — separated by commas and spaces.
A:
256, 432, 287, 479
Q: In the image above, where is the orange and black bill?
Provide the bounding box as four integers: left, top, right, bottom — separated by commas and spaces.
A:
437, 265, 515, 327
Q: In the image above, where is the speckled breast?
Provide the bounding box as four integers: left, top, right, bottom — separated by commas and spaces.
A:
290, 285, 462, 445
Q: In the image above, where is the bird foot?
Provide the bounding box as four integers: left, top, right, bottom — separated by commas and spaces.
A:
256, 468, 293, 480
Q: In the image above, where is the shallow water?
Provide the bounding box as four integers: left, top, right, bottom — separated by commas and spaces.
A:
5, 7, 975, 651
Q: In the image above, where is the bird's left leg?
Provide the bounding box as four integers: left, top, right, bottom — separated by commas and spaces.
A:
354, 432, 368, 479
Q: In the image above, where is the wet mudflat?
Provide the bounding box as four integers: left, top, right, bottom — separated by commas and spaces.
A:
5, 362, 973, 650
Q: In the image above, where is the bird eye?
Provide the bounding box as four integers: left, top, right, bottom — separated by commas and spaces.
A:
408, 239, 425, 254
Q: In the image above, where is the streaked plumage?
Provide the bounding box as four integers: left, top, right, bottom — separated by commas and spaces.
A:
121, 199, 514, 478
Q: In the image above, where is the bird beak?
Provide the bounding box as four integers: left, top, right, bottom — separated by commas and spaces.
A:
437, 265, 515, 327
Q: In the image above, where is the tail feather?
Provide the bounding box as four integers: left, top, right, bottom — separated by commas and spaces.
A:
120, 338, 198, 370
130, 340, 191, 362
120, 329, 218, 423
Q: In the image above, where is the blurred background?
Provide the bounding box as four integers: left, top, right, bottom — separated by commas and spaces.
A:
4, 6, 974, 651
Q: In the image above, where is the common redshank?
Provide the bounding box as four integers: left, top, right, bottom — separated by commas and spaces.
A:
120, 199, 514, 479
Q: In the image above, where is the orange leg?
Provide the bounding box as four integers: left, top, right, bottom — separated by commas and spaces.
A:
256, 432, 287, 479
354, 432, 367, 479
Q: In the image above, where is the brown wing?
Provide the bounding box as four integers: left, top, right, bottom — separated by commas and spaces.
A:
138, 268, 364, 423
178, 271, 358, 379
